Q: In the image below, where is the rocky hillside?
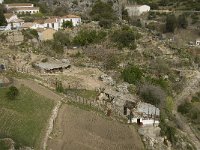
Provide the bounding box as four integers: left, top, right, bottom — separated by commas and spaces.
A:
40, 0, 127, 18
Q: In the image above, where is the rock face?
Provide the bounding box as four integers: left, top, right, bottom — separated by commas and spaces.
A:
40, 0, 128, 19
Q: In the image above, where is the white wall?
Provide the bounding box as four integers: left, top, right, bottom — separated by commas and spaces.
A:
128, 117, 159, 126
44, 22, 59, 30
126, 5, 150, 16
16, 9, 39, 14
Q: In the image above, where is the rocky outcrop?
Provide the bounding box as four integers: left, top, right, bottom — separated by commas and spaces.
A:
41, 0, 128, 19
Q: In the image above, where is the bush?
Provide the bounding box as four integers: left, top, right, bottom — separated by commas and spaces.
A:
122, 65, 143, 84
178, 14, 188, 29
99, 19, 112, 28
7, 86, 19, 100
90, 0, 117, 21
22, 29, 39, 40
165, 14, 177, 32
178, 101, 192, 114
111, 27, 139, 49
62, 20, 73, 28
0, 5, 7, 26
73, 29, 107, 46
104, 55, 119, 70
138, 84, 166, 105
53, 31, 70, 46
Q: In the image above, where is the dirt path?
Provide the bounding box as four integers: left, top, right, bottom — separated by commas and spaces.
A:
47, 104, 144, 150
174, 70, 200, 150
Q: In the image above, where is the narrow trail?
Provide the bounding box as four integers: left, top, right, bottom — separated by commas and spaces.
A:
174, 70, 200, 150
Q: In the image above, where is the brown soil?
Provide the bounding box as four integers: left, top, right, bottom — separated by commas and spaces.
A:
47, 104, 144, 150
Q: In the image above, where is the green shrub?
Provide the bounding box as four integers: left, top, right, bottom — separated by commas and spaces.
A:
178, 102, 192, 114
122, 65, 143, 84
138, 84, 166, 105
178, 14, 188, 29
111, 27, 139, 49
165, 14, 177, 33
90, 0, 117, 21
53, 31, 70, 46
62, 20, 73, 28
7, 86, 19, 100
73, 29, 107, 46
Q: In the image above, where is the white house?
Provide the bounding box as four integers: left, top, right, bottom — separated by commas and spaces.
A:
44, 18, 60, 30
4, 13, 24, 30
196, 38, 200, 46
14, 7, 39, 14
59, 15, 81, 27
127, 102, 160, 126
4, 3, 39, 14
125, 5, 150, 16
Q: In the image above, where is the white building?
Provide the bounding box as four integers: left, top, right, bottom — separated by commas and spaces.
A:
4, 3, 39, 14
59, 15, 81, 27
196, 38, 200, 46
14, 7, 39, 14
127, 102, 160, 126
4, 13, 24, 30
125, 5, 150, 16
44, 18, 59, 30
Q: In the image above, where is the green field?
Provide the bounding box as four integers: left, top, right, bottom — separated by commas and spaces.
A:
0, 86, 54, 149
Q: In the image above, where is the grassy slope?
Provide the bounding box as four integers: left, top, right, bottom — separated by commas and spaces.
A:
0, 86, 54, 149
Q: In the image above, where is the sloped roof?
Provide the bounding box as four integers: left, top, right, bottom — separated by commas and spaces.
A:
22, 22, 35, 28
34, 19, 45, 24
61, 14, 80, 19
5, 3, 33, 6
4, 13, 15, 19
44, 18, 57, 24
15, 7, 39, 11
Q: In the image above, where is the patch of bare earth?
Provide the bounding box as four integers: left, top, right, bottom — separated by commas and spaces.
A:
47, 104, 144, 150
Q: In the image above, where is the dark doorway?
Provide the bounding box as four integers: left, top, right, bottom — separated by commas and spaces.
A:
124, 106, 127, 115
137, 118, 140, 124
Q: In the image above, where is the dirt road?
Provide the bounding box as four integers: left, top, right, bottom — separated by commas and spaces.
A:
47, 104, 144, 150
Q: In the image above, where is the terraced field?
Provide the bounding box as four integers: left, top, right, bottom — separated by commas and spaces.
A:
0, 86, 55, 149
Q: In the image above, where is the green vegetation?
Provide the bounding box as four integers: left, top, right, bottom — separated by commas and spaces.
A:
90, 0, 117, 28
53, 31, 71, 46
111, 26, 140, 49
56, 81, 64, 93
73, 29, 107, 46
62, 20, 73, 28
0, 140, 10, 150
6, 86, 19, 100
165, 14, 177, 33
121, 65, 143, 84
138, 84, 166, 105
178, 14, 188, 29
22, 29, 39, 40
0, 5, 7, 26
0, 86, 54, 148
159, 113, 177, 145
